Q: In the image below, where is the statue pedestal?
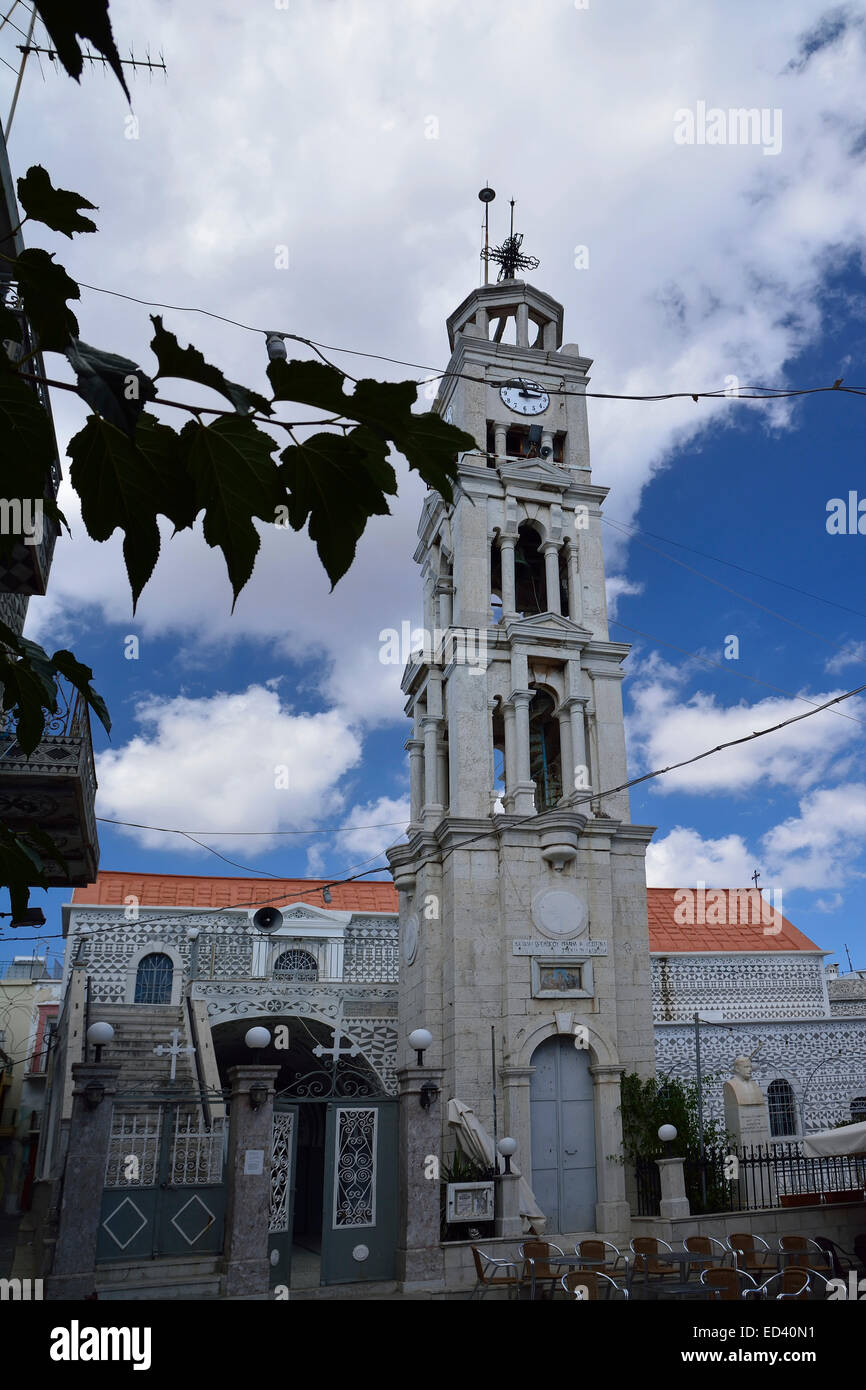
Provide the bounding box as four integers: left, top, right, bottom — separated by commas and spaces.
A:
724, 1081, 776, 1208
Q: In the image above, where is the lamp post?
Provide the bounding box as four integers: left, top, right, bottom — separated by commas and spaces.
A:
497, 1136, 517, 1175
409, 1029, 438, 1109
799, 1050, 842, 1137
86, 1021, 114, 1063
658, 1123, 677, 1158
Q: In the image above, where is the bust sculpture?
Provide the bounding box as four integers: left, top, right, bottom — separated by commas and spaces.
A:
724, 1055, 766, 1108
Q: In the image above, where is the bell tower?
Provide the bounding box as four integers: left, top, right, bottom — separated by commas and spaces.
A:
388, 205, 656, 1279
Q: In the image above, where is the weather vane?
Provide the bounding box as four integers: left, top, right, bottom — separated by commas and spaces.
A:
478, 189, 540, 283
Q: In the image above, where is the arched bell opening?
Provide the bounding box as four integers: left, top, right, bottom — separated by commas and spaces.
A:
514, 523, 545, 615
529, 689, 563, 812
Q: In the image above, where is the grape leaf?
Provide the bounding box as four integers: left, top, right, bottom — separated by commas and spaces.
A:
0, 305, 23, 344
65, 338, 156, 436
180, 416, 284, 605
68, 415, 166, 609
150, 315, 273, 417
0, 366, 57, 498
32, 0, 130, 101
12, 248, 80, 351
17, 166, 98, 239
267, 357, 350, 415
278, 427, 397, 587
134, 413, 197, 533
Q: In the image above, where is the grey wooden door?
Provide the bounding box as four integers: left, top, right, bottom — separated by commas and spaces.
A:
530, 1036, 597, 1232
320, 1100, 398, 1284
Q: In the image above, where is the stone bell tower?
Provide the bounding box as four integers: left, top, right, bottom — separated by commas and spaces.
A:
387, 246, 656, 1276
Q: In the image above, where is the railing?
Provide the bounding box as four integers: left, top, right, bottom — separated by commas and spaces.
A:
635, 1143, 866, 1216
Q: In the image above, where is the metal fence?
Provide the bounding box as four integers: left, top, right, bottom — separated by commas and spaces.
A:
635, 1143, 866, 1216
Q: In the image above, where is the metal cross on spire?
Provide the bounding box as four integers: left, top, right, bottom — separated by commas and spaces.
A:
480, 193, 540, 282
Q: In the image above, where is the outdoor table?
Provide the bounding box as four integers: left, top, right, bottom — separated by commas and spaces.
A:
632, 1249, 727, 1298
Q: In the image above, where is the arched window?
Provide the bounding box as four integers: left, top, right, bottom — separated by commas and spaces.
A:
529, 690, 562, 812
273, 948, 318, 981
767, 1078, 798, 1138
134, 952, 173, 1004
851, 1096, 866, 1124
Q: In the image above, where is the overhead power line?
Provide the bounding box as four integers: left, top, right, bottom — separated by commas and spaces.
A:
66, 278, 866, 406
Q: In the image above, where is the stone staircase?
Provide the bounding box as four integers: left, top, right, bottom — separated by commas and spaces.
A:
94, 1003, 199, 1092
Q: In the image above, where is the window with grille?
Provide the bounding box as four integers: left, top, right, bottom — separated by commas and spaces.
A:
273, 948, 318, 981
134, 952, 173, 1004
768, 1078, 799, 1137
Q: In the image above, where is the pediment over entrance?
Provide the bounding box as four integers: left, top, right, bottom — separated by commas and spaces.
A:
249, 900, 353, 934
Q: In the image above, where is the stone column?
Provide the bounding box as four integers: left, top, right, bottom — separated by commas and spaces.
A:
558, 709, 574, 806
436, 581, 453, 630
566, 539, 582, 624
501, 1064, 535, 1206
502, 699, 517, 812
656, 1157, 690, 1219
589, 1064, 631, 1234
436, 737, 449, 811
222, 1064, 280, 1299
516, 302, 529, 347
397, 1065, 445, 1290
499, 536, 516, 617
542, 542, 561, 615
45, 1063, 120, 1300
566, 697, 591, 798
406, 737, 424, 825
421, 716, 444, 823
494, 423, 506, 464
511, 689, 536, 815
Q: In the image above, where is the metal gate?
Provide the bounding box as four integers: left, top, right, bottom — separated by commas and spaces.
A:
96, 1099, 227, 1262
269, 1072, 398, 1288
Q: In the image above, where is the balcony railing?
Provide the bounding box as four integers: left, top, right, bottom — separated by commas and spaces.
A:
0, 678, 99, 884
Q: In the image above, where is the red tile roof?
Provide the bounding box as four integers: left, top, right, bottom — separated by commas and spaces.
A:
71, 875, 821, 952
71, 871, 399, 914
646, 887, 820, 953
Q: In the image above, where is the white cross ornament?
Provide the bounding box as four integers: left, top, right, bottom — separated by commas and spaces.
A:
153, 1027, 196, 1082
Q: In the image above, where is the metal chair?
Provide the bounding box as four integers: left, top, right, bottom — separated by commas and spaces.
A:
561, 1269, 629, 1301
700, 1266, 757, 1301
470, 1246, 521, 1300
629, 1236, 677, 1280
812, 1235, 866, 1280
575, 1238, 627, 1274
683, 1234, 728, 1278
778, 1234, 832, 1277
743, 1266, 811, 1301
519, 1240, 565, 1299
727, 1232, 772, 1276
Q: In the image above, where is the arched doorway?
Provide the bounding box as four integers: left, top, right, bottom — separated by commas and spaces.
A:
529, 1035, 597, 1232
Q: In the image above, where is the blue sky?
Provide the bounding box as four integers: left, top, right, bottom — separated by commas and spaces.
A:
1, 0, 866, 974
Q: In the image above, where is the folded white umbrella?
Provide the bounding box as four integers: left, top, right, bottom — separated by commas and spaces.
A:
802, 1120, 866, 1157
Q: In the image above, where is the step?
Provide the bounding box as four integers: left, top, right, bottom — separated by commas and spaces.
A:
96, 1276, 222, 1301
97, 1257, 222, 1285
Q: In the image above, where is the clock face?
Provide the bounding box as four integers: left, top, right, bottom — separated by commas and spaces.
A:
499, 379, 550, 416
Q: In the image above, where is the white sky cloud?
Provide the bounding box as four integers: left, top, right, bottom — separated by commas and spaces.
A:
305, 795, 410, 876
626, 663, 864, 794
95, 686, 363, 851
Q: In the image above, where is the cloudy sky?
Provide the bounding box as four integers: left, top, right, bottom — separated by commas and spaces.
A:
2, 0, 866, 970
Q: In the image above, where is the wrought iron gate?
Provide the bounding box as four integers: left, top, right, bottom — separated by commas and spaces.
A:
269, 1071, 398, 1288
97, 1100, 227, 1262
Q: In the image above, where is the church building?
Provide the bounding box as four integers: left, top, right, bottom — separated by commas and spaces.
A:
37, 257, 866, 1297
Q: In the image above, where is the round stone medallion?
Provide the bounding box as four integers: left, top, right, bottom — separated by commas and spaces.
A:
403, 911, 420, 964
352, 1244, 370, 1262
531, 889, 588, 939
